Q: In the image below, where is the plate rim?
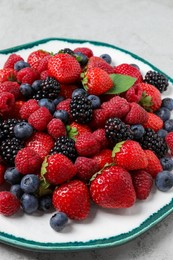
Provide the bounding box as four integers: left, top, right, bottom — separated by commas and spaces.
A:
0, 37, 173, 252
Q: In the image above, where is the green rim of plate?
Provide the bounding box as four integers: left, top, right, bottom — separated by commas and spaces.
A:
0, 37, 173, 252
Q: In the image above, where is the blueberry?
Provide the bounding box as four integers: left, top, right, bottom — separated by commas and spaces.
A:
164, 119, 173, 132
87, 95, 101, 109
50, 212, 68, 232
155, 171, 173, 192
39, 98, 55, 114
21, 193, 39, 214
14, 60, 30, 71
130, 124, 145, 139
20, 83, 33, 98
39, 195, 53, 212
72, 88, 87, 98
4, 167, 22, 185
20, 174, 40, 193
162, 98, 173, 111
100, 54, 112, 64
31, 80, 42, 92
74, 52, 88, 66
14, 122, 33, 140
160, 157, 173, 171
155, 107, 170, 121
53, 96, 64, 106
157, 129, 168, 138
130, 64, 140, 70
53, 110, 69, 124
10, 184, 23, 199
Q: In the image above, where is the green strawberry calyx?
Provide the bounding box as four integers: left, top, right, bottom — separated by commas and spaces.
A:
39, 156, 52, 196
90, 162, 115, 183
112, 141, 125, 157
106, 74, 137, 94
81, 72, 88, 91
139, 91, 153, 111
66, 125, 78, 141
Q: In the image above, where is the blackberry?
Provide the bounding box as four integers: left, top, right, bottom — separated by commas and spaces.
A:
32, 77, 60, 101
58, 48, 75, 56
144, 70, 169, 93
105, 118, 134, 144
70, 95, 93, 124
0, 118, 24, 141
1, 138, 24, 165
50, 136, 77, 161
139, 128, 168, 158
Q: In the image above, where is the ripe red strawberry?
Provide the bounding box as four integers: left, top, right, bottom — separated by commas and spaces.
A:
27, 49, 50, 69
47, 118, 66, 139
75, 157, 99, 181
144, 150, 163, 178
89, 108, 108, 129
87, 56, 114, 74
28, 107, 52, 131
124, 102, 148, 124
143, 112, 163, 132
36, 54, 51, 73
6, 100, 25, 119
17, 67, 39, 85
75, 132, 100, 157
15, 147, 43, 174
0, 81, 20, 99
74, 47, 93, 58
53, 179, 90, 220
165, 132, 173, 155
0, 164, 6, 185
0, 68, 17, 82
92, 128, 109, 150
3, 53, 23, 69
19, 99, 39, 120
59, 84, 78, 99
68, 122, 91, 140
139, 83, 162, 112
131, 170, 153, 200
124, 84, 143, 103
113, 140, 148, 170
92, 149, 113, 170
90, 165, 136, 208
42, 153, 77, 185
114, 63, 143, 84
48, 53, 81, 84
26, 132, 54, 160
82, 68, 113, 95
0, 92, 15, 113
0, 191, 20, 216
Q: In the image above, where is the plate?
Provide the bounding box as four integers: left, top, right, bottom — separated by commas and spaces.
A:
0, 38, 173, 252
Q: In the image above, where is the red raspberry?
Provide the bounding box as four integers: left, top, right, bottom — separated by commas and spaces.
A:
59, 84, 78, 99
0, 164, 6, 185
74, 47, 93, 58
87, 56, 114, 74
0, 191, 20, 216
165, 132, 173, 155
6, 100, 25, 119
89, 108, 108, 129
0, 81, 20, 99
124, 84, 142, 103
40, 70, 50, 80
124, 102, 148, 125
3, 53, 24, 69
92, 128, 109, 150
17, 67, 39, 84
15, 147, 42, 174
92, 149, 113, 170
0, 68, 17, 82
28, 107, 52, 131
27, 50, 50, 69
56, 98, 72, 120
37, 55, 51, 73
75, 157, 99, 182
20, 99, 39, 120
47, 118, 66, 139
0, 92, 15, 113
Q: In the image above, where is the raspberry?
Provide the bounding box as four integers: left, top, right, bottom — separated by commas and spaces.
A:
0, 191, 20, 216
37, 55, 51, 73
47, 118, 66, 139
28, 107, 52, 131
74, 47, 93, 58
0, 92, 15, 113
92, 149, 113, 170
7, 100, 25, 119
124, 84, 142, 103
89, 108, 108, 129
0, 68, 17, 83
0, 164, 6, 185
75, 157, 99, 181
92, 128, 109, 150
165, 132, 173, 155
40, 70, 50, 80
17, 67, 39, 85
124, 102, 148, 125
19, 99, 39, 120
3, 54, 24, 69
0, 81, 20, 99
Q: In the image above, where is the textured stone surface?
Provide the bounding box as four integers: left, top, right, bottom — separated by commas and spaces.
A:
1, 0, 173, 259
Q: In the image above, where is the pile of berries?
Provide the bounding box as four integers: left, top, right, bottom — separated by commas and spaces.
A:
0, 47, 173, 232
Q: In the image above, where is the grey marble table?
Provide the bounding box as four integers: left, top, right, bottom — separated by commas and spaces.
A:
0, 0, 173, 259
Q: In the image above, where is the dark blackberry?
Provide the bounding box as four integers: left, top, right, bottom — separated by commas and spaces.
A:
70, 95, 93, 124
1, 138, 24, 165
105, 118, 134, 144
144, 70, 169, 93
32, 77, 60, 101
139, 128, 168, 158
50, 136, 77, 161
0, 118, 24, 140
58, 48, 75, 56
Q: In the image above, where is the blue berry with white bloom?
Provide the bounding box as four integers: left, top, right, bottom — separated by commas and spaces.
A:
130, 124, 145, 140
155, 171, 173, 192
157, 129, 168, 138
50, 212, 68, 232
160, 157, 173, 171
14, 122, 33, 140
10, 184, 23, 199
164, 119, 173, 132
100, 54, 112, 64
31, 80, 42, 92
14, 61, 30, 71
53, 110, 69, 124
39, 195, 53, 212
162, 98, 173, 111
53, 96, 64, 106
155, 107, 170, 121
72, 88, 87, 98
20, 174, 40, 193
21, 193, 39, 214
20, 83, 33, 98
39, 98, 55, 114
87, 95, 101, 109
75, 52, 88, 66
4, 167, 22, 185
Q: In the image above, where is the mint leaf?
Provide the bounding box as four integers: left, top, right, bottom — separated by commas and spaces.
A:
112, 141, 125, 157
105, 74, 137, 94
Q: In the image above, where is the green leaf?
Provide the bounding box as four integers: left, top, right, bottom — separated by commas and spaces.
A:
38, 180, 52, 197
139, 91, 153, 111
67, 126, 78, 141
105, 74, 137, 94
90, 162, 115, 182
112, 141, 125, 157
40, 156, 48, 182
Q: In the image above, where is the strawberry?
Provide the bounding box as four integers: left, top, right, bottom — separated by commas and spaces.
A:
165, 132, 173, 155
143, 112, 163, 132
90, 165, 136, 208
114, 63, 143, 84
92, 128, 109, 150
0, 92, 15, 113
0, 164, 6, 185
40, 70, 50, 80
139, 83, 162, 112
59, 84, 78, 99
3, 53, 23, 69
124, 83, 142, 103
67, 122, 91, 140
124, 102, 148, 125
28, 107, 52, 131
75, 132, 100, 157
87, 56, 114, 74
17, 67, 39, 85
0, 68, 17, 82
92, 149, 113, 170
0, 81, 20, 99
82, 68, 113, 95
75, 157, 99, 181
0, 191, 20, 216
48, 53, 81, 84
144, 150, 163, 178
15, 147, 43, 174
131, 170, 153, 200
27, 49, 50, 69
74, 47, 93, 58
19, 99, 39, 120
53, 179, 90, 220
42, 153, 77, 185
36, 54, 51, 73
113, 140, 148, 170
47, 118, 66, 139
